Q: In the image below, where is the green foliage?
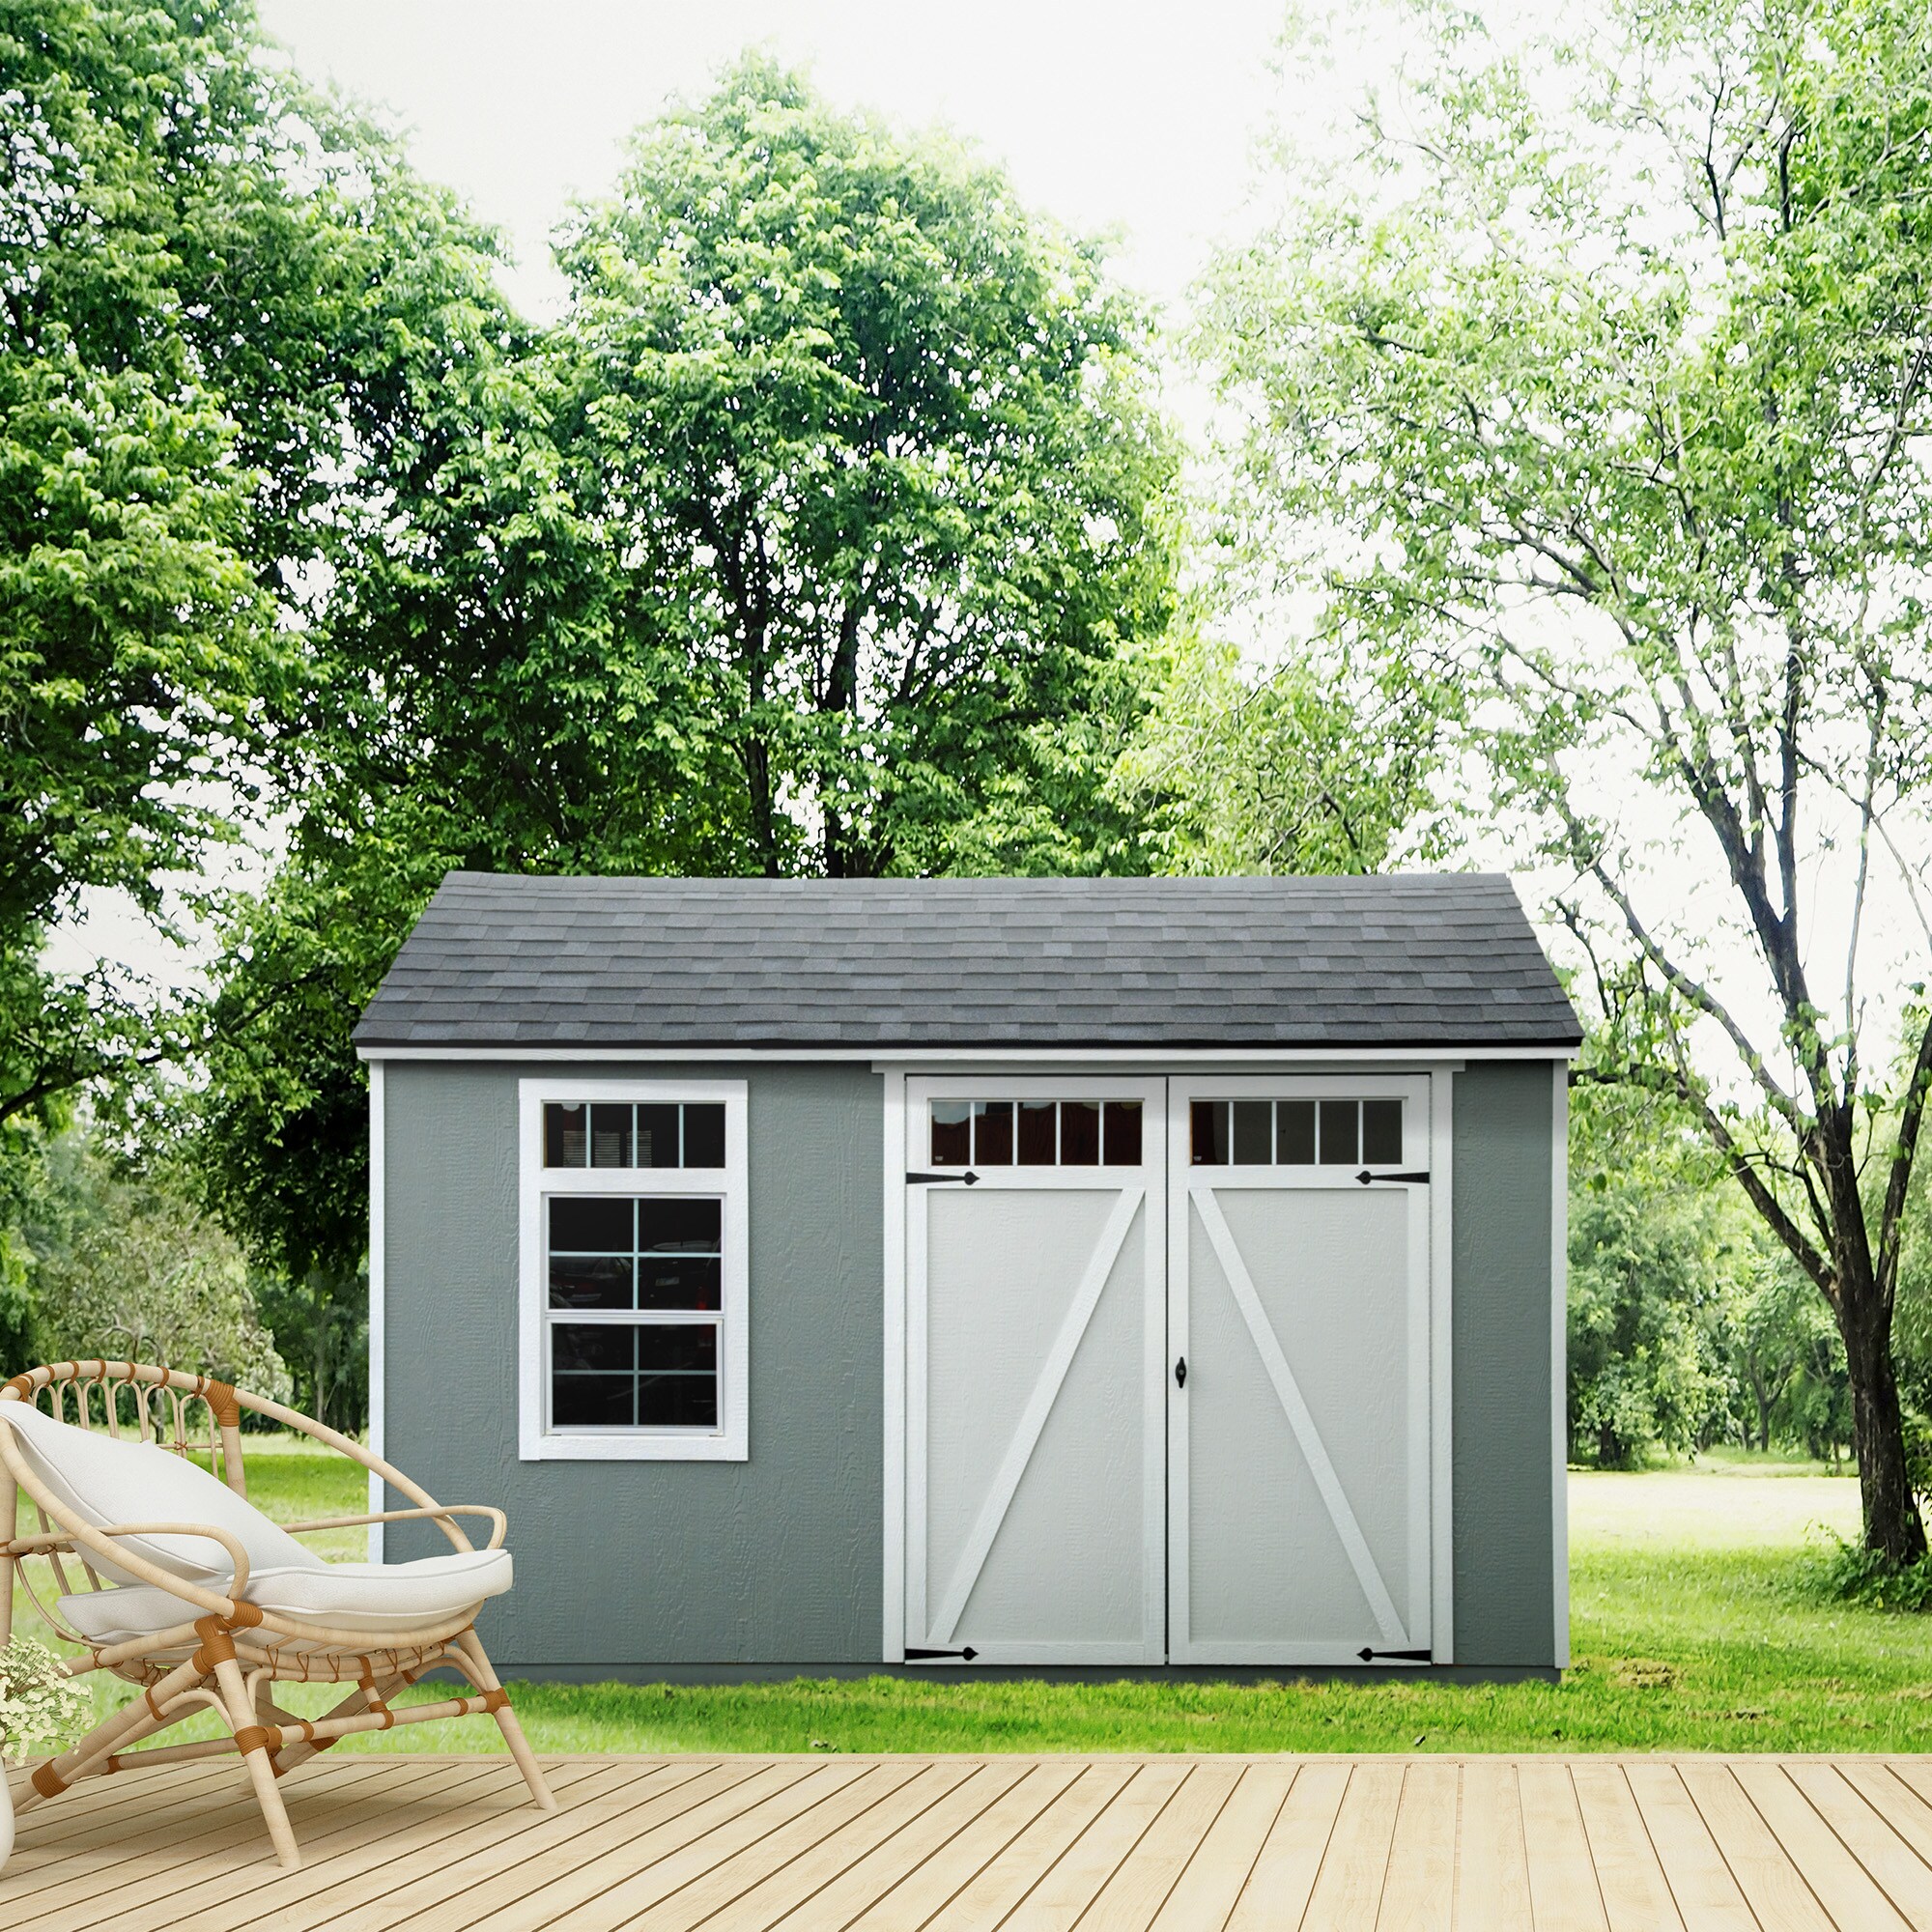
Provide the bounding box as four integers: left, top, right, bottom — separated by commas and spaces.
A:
1201, 0, 1932, 1560
185, 53, 1187, 1320
1567, 1079, 1752, 1465
19, 1130, 288, 1399
1117, 623, 1442, 874
551, 53, 1181, 878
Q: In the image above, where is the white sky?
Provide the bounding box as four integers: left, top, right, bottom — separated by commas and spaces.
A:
256, 0, 1297, 327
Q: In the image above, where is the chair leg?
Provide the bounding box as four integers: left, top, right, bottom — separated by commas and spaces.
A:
14, 1656, 205, 1813
455, 1629, 555, 1813
210, 1652, 301, 1870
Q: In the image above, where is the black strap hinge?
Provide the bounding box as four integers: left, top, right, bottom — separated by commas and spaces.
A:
1355, 1170, 1431, 1186
905, 1645, 979, 1662
1357, 1646, 1433, 1662
907, 1171, 980, 1186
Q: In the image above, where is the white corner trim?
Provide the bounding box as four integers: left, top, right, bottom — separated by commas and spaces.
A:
881, 1070, 907, 1663
516, 1076, 750, 1463
1551, 1060, 1571, 1670
367, 1060, 386, 1564
1430, 1069, 1455, 1666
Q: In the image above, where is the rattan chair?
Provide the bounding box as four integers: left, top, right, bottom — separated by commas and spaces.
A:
0, 1360, 554, 1868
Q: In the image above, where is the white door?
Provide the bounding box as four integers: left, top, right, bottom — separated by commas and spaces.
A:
902, 1078, 1165, 1664
1168, 1076, 1435, 1666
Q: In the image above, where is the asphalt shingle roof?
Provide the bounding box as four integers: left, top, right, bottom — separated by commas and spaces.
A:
355, 871, 1580, 1052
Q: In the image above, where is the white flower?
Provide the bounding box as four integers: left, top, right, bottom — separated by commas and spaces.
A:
0, 1639, 88, 1768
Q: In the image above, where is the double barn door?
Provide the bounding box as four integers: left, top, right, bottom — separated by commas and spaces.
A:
901, 1075, 1435, 1667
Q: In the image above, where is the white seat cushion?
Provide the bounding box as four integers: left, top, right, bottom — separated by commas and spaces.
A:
59, 1548, 513, 1644
0, 1400, 319, 1587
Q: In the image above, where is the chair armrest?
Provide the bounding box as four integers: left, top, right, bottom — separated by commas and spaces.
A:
282, 1504, 507, 1551
12, 1520, 256, 1610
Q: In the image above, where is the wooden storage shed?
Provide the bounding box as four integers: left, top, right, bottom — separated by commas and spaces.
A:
356, 872, 1580, 1679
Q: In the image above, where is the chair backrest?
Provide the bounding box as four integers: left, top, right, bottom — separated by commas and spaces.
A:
3, 1361, 251, 1494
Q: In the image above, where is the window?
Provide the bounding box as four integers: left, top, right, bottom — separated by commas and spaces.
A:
1190, 1096, 1405, 1168
519, 1080, 748, 1461
930, 1098, 1145, 1168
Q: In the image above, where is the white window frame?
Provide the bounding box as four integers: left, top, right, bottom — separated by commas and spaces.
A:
518, 1076, 749, 1462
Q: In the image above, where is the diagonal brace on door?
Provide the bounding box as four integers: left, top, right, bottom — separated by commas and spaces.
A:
1192, 1188, 1407, 1646
926, 1186, 1145, 1647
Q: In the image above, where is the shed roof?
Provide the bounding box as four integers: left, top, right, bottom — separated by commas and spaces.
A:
354, 871, 1580, 1052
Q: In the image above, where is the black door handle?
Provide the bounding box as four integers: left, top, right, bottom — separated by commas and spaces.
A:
1175, 1355, 1186, 1388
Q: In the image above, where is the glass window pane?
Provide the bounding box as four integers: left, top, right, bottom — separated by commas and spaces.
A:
931, 1102, 972, 1166
1232, 1100, 1273, 1165
638, 1324, 719, 1428
1102, 1100, 1143, 1166
1362, 1099, 1404, 1165
1319, 1100, 1359, 1165
1191, 1100, 1228, 1166
636, 1256, 721, 1311
552, 1322, 637, 1374
636, 1104, 681, 1169
551, 1372, 636, 1429
1061, 1099, 1100, 1166
544, 1103, 587, 1168
549, 1255, 633, 1311
589, 1104, 633, 1168
1277, 1101, 1316, 1165
549, 1196, 635, 1253
1017, 1100, 1058, 1165
973, 1101, 1013, 1165
639, 1199, 721, 1252
682, 1103, 726, 1169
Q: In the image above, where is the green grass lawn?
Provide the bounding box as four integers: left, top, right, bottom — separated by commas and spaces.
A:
17, 1437, 1932, 1755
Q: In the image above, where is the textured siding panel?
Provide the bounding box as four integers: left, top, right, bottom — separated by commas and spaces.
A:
356, 872, 1581, 1050
382, 1059, 885, 1668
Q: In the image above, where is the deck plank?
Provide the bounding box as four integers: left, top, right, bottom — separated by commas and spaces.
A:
922, 1762, 1140, 1930
1572, 1762, 1685, 1932
1840, 1763, 1932, 1871
1782, 1762, 1932, 1931
1731, 1761, 1914, 1932
417, 1760, 853, 1932
1001, 1759, 1195, 1932
1518, 1763, 1608, 1932
1075, 1761, 1245, 1932
1621, 1763, 1756, 1932
1146, 1764, 1294, 1932
1224, 1760, 1350, 1932
631, 1760, 977, 1931
13, 1751, 1932, 1931
770, 1759, 1035, 1930
1375, 1760, 1459, 1932
1299, 1760, 1406, 1931
1452, 1761, 1532, 1932
44, 1759, 555, 1932
1679, 1763, 1837, 1932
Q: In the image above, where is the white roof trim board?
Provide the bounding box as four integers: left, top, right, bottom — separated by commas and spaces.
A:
355, 872, 1581, 1054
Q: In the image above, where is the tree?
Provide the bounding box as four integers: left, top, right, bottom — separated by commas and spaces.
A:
1114, 623, 1442, 874
1202, 0, 1932, 1562
1566, 1078, 1747, 1465
0, 0, 288, 1136
189, 57, 1186, 1330
552, 56, 1181, 878
25, 1131, 289, 1401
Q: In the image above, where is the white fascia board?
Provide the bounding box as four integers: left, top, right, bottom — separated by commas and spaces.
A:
359, 1042, 1576, 1065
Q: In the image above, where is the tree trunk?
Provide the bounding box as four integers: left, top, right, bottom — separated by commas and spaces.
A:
1836, 1262, 1927, 1566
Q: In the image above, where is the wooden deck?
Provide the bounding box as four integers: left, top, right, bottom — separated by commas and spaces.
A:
9, 1752, 1932, 1929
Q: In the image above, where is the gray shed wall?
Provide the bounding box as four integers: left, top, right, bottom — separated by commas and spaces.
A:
381, 1058, 1560, 1674
381, 1060, 885, 1669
